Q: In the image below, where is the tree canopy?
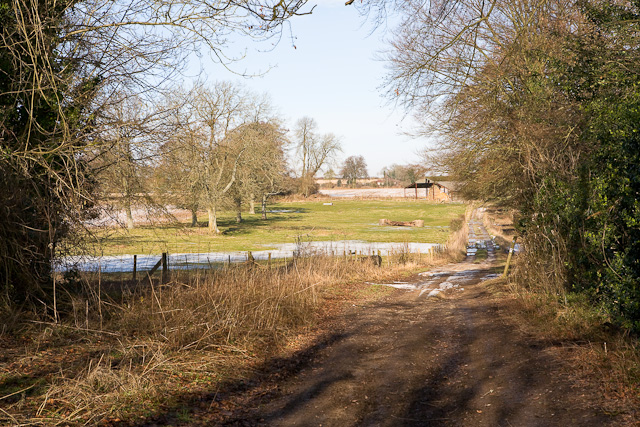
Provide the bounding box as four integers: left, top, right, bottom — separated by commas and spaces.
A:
293, 116, 342, 196
384, 0, 640, 330
340, 155, 369, 185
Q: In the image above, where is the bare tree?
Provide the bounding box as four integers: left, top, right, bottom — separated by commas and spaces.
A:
159, 83, 284, 233
95, 95, 170, 229
340, 155, 369, 186
156, 89, 206, 227
382, 0, 584, 205
293, 117, 342, 196
190, 83, 252, 233
235, 122, 289, 220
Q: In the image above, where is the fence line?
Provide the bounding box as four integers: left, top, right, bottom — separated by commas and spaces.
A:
57, 242, 448, 274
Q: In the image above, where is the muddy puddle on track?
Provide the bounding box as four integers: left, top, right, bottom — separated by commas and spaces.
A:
149, 258, 615, 427
369, 265, 500, 298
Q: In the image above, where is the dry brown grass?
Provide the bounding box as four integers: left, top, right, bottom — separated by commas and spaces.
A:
446, 205, 472, 258
500, 275, 640, 420
0, 252, 451, 426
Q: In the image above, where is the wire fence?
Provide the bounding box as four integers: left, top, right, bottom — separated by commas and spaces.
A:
56, 240, 448, 274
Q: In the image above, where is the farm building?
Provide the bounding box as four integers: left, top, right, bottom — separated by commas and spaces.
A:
404, 179, 457, 202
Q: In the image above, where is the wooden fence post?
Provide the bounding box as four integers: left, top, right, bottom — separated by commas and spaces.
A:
503, 237, 517, 277
161, 252, 168, 283
132, 255, 137, 281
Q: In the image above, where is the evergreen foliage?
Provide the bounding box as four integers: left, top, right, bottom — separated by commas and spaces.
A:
567, 1, 640, 329
0, 0, 95, 304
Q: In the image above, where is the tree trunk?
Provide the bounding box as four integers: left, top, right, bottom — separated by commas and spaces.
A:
207, 205, 220, 233
125, 201, 134, 230
123, 175, 134, 229
235, 198, 242, 223
249, 195, 256, 215
261, 194, 268, 220
190, 208, 198, 227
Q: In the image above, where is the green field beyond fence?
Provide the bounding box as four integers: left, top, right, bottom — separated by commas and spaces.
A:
86, 200, 467, 257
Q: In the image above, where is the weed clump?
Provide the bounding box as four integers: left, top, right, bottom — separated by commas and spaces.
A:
449, 214, 465, 232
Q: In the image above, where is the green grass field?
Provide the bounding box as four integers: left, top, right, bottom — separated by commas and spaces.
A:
87, 200, 467, 256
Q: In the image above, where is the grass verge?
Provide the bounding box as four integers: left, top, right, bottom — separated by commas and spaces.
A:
480, 207, 640, 422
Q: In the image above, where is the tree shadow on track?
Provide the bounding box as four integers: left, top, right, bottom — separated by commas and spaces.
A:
124, 330, 352, 427
396, 301, 615, 427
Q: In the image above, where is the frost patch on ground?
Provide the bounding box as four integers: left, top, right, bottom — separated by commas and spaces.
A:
419, 270, 479, 283
58, 240, 440, 273
367, 281, 417, 290
419, 271, 449, 278
439, 281, 456, 290
446, 274, 479, 283
451, 270, 483, 277
425, 278, 467, 297
372, 267, 482, 296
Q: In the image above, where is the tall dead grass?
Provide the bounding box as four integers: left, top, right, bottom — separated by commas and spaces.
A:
444, 204, 473, 259
111, 267, 318, 351
1, 252, 447, 425
512, 235, 569, 297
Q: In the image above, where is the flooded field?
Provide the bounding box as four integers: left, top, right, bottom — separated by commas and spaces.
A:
58, 240, 443, 273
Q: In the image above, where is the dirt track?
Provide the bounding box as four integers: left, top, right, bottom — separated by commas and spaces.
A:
242, 271, 610, 426
152, 256, 619, 427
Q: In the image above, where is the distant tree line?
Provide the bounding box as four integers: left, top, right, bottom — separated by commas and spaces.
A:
380, 163, 429, 187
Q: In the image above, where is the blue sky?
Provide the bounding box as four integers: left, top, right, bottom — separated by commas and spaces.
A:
196, 0, 430, 176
